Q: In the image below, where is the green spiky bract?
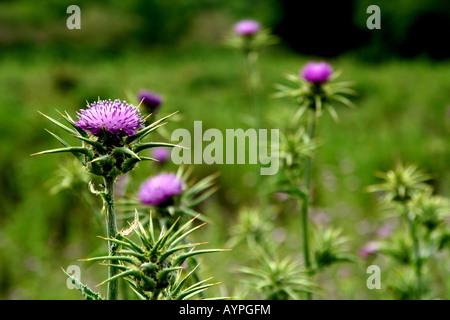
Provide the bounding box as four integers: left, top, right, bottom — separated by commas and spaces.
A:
238, 254, 318, 300
62, 268, 103, 300
82, 214, 229, 300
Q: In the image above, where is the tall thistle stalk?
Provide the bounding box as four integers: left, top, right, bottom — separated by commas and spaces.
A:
103, 175, 119, 299
367, 163, 450, 299
226, 19, 277, 129
245, 50, 261, 128
274, 61, 356, 299
300, 109, 316, 299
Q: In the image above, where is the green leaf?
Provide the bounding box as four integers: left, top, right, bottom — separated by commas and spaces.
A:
79, 255, 136, 264
31, 146, 92, 160
97, 269, 139, 287
126, 111, 178, 144
73, 134, 106, 151
44, 129, 84, 164
113, 147, 141, 160
56, 110, 88, 137
174, 249, 229, 266
62, 268, 103, 300
38, 111, 79, 136
133, 142, 182, 153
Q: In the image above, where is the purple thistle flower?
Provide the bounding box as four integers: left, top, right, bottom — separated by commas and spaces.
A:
138, 90, 163, 114
301, 61, 333, 83
152, 147, 170, 164
138, 173, 183, 206
377, 224, 394, 238
359, 241, 379, 259
234, 20, 261, 36
75, 99, 144, 138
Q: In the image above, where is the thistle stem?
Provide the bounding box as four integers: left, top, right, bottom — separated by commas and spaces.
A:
403, 205, 422, 299
245, 50, 261, 129
301, 109, 316, 300
104, 175, 119, 300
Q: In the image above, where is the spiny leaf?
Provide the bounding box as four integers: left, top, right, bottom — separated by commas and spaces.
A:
72, 134, 106, 151
126, 111, 178, 144
159, 242, 206, 263
171, 265, 200, 297
44, 129, 84, 164
79, 256, 136, 264
133, 142, 184, 153
150, 217, 181, 256
62, 268, 103, 300
90, 154, 114, 164
38, 111, 79, 136
169, 223, 207, 249
55, 110, 88, 137
97, 269, 139, 287
31, 146, 92, 158
174, 249, 229, 266
113, 147, 141, 160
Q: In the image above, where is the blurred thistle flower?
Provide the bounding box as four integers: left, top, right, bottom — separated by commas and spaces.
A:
274, 61, 355, 122
152, 147, 171, 164
225, 20, 277, 54
114, 174, 129, 198
75, 99, 144, 139
139, 173, 183, 207
377, 224, 394, 238
239, 254, 318, 300
313, 227, 353, 270
367, 163, 432, 203
118, 167, 218, 225
138, 90, 163, 114
301, 62, 333, 84
234, 19, 261, 36
359, 241, 379, 259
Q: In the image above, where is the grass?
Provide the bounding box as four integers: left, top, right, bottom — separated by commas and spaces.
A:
0, 44, 449, 299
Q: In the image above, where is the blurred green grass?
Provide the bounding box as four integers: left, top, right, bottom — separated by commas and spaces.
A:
0, 44, 449, 299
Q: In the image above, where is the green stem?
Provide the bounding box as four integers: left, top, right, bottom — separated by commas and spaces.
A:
403, 205, 422, 299
301, 109, 316, 300
245, 50, 261, 129
104, 175, 119, 300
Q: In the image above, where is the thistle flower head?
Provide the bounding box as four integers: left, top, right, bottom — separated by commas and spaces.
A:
301, 62, 333, 83
75, 99, 144, 139
359, 241, 379, 259
152, 147, 170, 163
234, 19, 261, 36
138, 90, 163, 114
139, 173, 183, 206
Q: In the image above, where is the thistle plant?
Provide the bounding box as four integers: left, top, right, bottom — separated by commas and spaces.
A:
226, 19, 278, 128
238, 254, 317, 300
32, 98, 180, 299
81, 215, 228, 300
228, 207, 319, 300
118, 167, 219, 228
368, 163, 450, 299
274, 61, 356, 299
